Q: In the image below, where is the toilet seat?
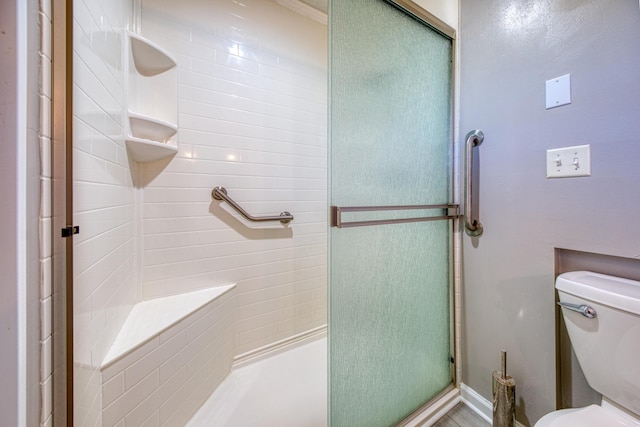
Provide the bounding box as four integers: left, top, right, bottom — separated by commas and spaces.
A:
535, 404, 640, 427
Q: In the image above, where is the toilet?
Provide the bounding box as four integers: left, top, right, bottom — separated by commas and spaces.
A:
535, 271, 640, 427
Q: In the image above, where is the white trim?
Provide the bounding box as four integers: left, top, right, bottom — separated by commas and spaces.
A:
461, 383, 527, 427
274, 0, 327, 24
460, 383, 493, 423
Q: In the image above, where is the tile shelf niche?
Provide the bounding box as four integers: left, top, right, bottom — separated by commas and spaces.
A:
125, 31, 178, 163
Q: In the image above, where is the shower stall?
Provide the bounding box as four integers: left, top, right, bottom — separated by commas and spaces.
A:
68, 0, 459, 425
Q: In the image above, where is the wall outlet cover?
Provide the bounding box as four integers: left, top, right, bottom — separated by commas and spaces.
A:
546, 74, 571, 109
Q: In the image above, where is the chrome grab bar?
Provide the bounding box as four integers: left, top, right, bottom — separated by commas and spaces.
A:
557, 302, 597, 318
211, 186, 293, 225
464, 129, 484, 236
330, 204, 459, 228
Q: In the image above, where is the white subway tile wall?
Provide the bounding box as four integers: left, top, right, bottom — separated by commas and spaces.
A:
72, 0, 327, 424
139, 0, 328, 355
73, 0, 134, 425
100, 289, 235, 427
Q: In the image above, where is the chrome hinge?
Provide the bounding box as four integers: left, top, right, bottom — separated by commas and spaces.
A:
61, 225, 80, 238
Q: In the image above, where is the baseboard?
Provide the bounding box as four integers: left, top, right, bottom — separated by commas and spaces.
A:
233, 325, 327, 368
460, 383, 526, 427
460, 383, 493, 423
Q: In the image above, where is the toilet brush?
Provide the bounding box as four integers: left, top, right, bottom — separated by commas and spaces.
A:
492, 350, 516, 427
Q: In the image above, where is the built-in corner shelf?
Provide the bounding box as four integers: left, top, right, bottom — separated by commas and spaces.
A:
125, 112, 178, 162
125, 137, 178, 162
125, 32, 178, 163
128, 32, 177, 77
128, 111, 177, 142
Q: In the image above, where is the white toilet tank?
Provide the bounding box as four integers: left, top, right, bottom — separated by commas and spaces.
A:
557, 271, 640, 418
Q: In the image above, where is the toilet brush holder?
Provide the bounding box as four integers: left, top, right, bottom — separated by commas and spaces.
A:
492, 350, 516, 427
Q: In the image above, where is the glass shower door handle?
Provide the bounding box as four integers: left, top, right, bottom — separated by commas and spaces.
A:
330, 204, 459, 228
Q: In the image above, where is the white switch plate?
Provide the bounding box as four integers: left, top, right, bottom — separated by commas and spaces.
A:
545, 74, 571, 109
546, 144, 591, 178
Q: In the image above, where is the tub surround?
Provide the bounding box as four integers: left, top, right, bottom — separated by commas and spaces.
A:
139, 0, 328, 355
72, 0, 327, 424
100, 285, 236, 426
124, 31, 179, 162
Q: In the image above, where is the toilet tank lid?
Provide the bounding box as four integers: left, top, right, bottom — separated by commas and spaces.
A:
556, 271, 640, 316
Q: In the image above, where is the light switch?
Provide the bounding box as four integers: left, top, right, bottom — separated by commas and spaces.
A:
546, 145, 591, 178
545, 74, 571, 109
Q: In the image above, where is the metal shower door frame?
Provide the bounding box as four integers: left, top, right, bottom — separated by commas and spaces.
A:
328, 1, 461, 425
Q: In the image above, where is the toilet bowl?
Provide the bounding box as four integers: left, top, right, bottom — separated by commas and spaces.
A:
534, 271, 640, 427
536, 402, 640, 427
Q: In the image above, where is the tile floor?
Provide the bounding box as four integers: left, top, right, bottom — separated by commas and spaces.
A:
187, 335, 490, 426
433, 403, 491, 427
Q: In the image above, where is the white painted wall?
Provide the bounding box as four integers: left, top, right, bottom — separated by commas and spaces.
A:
414, 0, 458, 31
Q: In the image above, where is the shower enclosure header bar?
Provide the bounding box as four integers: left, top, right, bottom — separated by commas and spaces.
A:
330, 204, 459, 228
211, 186, 293, 225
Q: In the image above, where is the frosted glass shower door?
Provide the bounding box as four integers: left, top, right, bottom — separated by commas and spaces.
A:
329, 1, 455, 426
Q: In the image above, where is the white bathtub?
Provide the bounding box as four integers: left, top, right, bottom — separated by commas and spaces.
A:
187, 328, 327, 426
